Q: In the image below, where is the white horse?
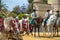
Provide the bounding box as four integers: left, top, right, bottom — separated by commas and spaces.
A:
46, 14, 57, 37
4, 17, 20, 33
4, 17, 12, 32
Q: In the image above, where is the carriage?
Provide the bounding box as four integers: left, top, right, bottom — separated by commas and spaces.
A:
0, 17, 23, 40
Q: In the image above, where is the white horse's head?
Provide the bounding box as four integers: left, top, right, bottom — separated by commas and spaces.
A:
47, 14, 57, 26
4, 17, 12, 31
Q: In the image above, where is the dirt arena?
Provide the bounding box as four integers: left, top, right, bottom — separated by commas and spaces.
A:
0, 32, 60, 40
23, 35, 60, 40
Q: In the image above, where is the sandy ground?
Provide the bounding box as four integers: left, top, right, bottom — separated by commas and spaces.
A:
23, 32, 60, 40
23, 35, 60, 40
0, 32, 60, 40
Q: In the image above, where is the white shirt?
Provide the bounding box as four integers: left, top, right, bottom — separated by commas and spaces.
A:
45, 12, 50, 18
31, 12, 36, 18
45, 10, 53, 18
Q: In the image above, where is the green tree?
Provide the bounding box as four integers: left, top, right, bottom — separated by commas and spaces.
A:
41, 0, 47, 4
18, 13, 26, 20
0, 0, 7, 11
27, 5, 32, 14
28, 0, 33, 3
0, 0, 8, 17
12, 6, 20, 15
27, 0, 33, 14
8, 13, 17, 17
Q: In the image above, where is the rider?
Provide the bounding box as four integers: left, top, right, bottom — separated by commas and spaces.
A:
30, 9, 37, 26
30, 9, 37, 35
43, 10, 51, 26
45, 10, 51, 20
31, 9, 37, 19
56, 11, 60, 18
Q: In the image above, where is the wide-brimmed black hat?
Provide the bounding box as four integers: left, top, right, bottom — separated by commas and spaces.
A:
56, 11, 59, 12
33, 9, 36, 12
47, 10, 50, 12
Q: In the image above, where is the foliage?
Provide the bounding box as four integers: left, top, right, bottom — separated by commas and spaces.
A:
17, 13, 26, 20
27, 0, 33, 14
28, 0, 33, 3
12, 6, 20, 15
0, 0, 7, 11
41, 0, 47, 4
8, 13, 17, 17
28, 15, 32, 19
0, 13, 6, 18
17, 13, 31, 20
0, 0, 8, 17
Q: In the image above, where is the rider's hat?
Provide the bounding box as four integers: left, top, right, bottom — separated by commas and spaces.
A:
33, 9, 36, 12
47, 10, 50, 12
56, 11, 59, 12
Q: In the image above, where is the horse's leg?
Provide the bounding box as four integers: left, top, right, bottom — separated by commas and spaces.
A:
53, 27, 55, 36
45, 26, 46, 36
47, 25, 50, 37
50, 25, 53, 37
34, 26, 36, 37
56, 27, 59, 36
38, 26, 40, 37
30, 25, 33, 35
53, 27, 56, 36
42, 26, 45, 36
49, 25, 53, 37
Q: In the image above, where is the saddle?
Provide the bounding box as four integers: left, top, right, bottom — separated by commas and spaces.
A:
29, 19, 34, 25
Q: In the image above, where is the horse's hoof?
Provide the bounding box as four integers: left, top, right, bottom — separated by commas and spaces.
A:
34, 35, 36, 37
53, 35, 55, 37
48, 35, 53, 38
27, 34, 29, 35
38, 34, 40, 37
38, 35, 40, 37
57, 35, 59, 37
31, 33, 33, 35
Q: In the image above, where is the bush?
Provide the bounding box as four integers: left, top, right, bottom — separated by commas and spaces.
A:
8, 13, 17, 17
17, 13, 31, 20
18, 13, 26, 20
0, 13, 6, 18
